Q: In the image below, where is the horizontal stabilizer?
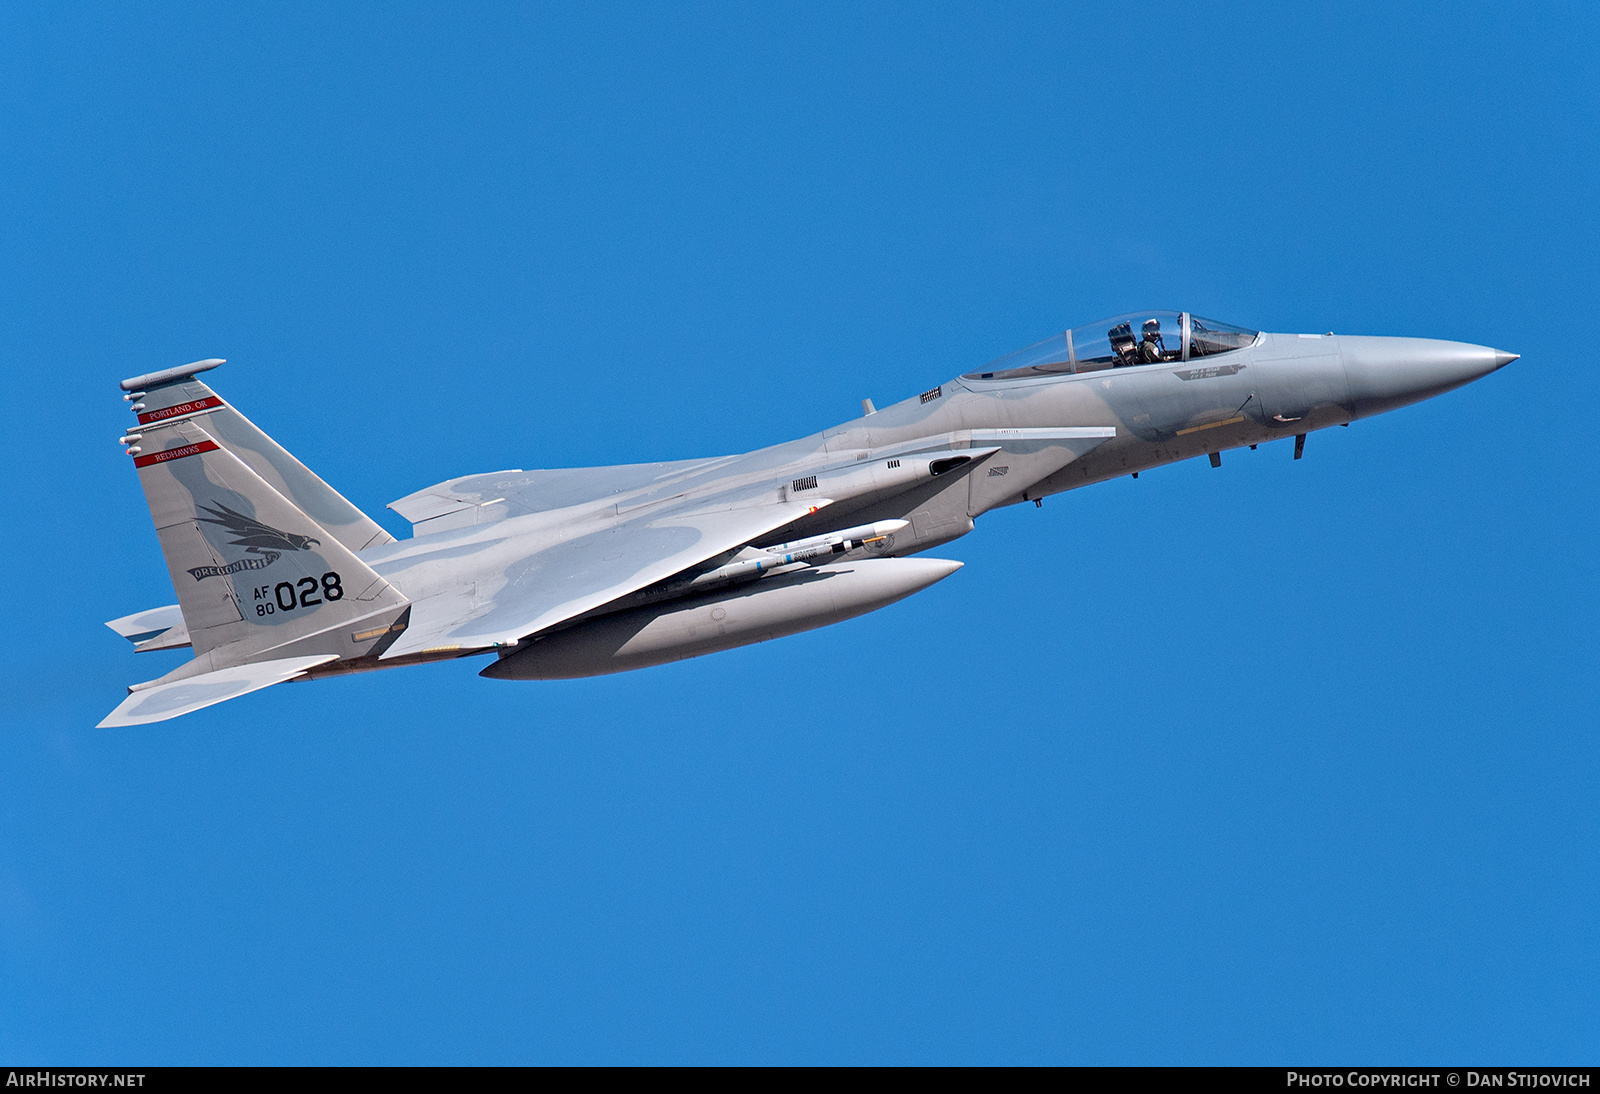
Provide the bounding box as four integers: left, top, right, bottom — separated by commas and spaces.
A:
98, 655, 336, 728
134, 626, 192, 653
105, 604, 186, 647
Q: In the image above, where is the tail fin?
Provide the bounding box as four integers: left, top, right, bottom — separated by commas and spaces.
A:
121, 410, 409, 670
120, 360, 394, 552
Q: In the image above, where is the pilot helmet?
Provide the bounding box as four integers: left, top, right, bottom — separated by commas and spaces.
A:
1142, 318, 1162, 336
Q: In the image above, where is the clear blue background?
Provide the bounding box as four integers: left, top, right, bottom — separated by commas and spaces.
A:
2, 1, 1595, 1064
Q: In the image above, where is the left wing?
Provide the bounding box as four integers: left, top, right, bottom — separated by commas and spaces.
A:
381, 494, 833, 659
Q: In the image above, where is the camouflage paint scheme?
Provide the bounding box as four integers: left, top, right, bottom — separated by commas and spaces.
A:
102, 315, 1515, 726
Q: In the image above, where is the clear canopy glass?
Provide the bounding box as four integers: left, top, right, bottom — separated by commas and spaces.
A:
1188, 315, 1259, 358
964, 312, 1259, 380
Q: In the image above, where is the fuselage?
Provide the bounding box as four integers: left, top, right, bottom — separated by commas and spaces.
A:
350, 321, 1513, 679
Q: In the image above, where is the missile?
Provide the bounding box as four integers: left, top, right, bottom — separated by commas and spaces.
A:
618, 519, 913, 609
674, 518, 910, 590
762, 519, 909, 563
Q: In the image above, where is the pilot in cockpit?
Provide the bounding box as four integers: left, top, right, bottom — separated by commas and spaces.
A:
1138, 318, 1167, 363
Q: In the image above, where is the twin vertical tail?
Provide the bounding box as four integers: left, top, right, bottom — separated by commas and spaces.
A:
104, 360, 409, 727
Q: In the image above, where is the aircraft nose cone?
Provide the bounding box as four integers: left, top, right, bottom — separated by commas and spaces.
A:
1339, 336, 1512, 417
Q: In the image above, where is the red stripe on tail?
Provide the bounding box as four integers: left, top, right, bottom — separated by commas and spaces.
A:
138, 396, 224, 425
133, 440, 219, 467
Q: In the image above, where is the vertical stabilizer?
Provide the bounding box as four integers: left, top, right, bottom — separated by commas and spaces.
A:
121, 362, 395, 552
124, 413, 408, 669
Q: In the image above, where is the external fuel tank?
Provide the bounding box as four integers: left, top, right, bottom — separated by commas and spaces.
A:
481, 557, 961, 680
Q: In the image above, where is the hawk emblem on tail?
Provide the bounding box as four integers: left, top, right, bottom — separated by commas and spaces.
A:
187, 503, 320, 580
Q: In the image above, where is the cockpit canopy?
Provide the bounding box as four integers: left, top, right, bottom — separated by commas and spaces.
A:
963, 312, 1259, 381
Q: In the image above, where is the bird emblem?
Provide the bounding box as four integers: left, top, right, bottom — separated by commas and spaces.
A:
197, 502, 320, 555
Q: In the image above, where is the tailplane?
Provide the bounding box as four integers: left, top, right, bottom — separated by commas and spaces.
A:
100, 655, 337, 728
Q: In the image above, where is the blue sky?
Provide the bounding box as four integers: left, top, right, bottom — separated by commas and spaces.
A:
2, 1, 1596, 1064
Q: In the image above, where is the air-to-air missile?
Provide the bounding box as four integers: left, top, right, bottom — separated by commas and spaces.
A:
101, 310, 1515, 724
628, 519, 914, 604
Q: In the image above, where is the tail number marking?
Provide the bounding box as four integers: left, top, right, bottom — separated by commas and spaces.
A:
254, 572, 344, 615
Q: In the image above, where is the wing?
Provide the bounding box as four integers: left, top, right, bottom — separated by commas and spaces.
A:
387, 457, 734, 537
377, 428, 1115, 660
381, 493, 832, 659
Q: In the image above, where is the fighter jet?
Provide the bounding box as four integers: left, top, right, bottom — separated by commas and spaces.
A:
101, 311, 1515, 726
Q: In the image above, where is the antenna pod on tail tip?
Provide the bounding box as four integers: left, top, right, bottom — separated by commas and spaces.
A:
119, 358, 225, 392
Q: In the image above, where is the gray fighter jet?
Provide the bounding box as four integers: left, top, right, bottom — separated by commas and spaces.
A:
102, 312, 1515, 726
